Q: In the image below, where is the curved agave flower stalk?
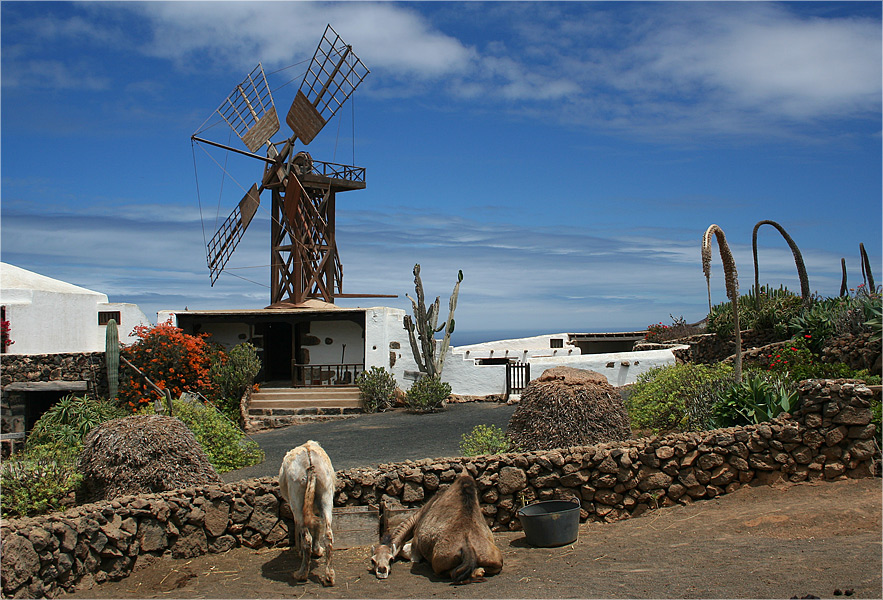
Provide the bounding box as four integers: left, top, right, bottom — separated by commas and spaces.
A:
860, 242, 875, 291
752, 220, 810, 308
840, 258, 848, 297
702, 224, 742, 380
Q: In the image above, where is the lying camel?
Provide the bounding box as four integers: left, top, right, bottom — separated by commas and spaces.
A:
371, 472, 503, 583
279, 440, 336, 586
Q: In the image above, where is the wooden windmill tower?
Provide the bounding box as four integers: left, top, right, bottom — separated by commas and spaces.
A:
192, 25, 390, 307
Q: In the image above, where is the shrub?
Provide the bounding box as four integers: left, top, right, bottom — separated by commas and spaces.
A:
707, 285, 802, 341
460, 424, 510, 456
27, 394, 127, 456
626, 363, 735, 433
406, 375, 451, 413
172, 396, 264, 473
209, 342, 261, 422
356, 366, 396, 413
765, 337, 880, 384
1, 445, 82, 518
644, 315, 702, 343
119, 321, 220, 411
712, 371, 798, 427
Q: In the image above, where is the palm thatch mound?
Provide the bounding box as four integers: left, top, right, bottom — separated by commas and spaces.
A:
506, 367, 632, 452
78, 414, 222, 503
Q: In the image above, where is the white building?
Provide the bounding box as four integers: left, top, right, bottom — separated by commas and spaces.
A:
0, 263, 151, 355
162, 304, 683, 396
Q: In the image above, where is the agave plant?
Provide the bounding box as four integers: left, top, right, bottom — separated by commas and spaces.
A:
752, 220, 811, 308
703, 224, 742, 380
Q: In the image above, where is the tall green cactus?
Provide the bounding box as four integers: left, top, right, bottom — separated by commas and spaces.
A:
105, 318, 120, 399
403, 264, 462, 377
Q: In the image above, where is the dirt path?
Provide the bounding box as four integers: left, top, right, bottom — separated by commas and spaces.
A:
64, 477, 882, 599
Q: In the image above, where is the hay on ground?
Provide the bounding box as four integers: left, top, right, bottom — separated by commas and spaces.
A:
78, 414, 223, 503
506, 366, 631, 452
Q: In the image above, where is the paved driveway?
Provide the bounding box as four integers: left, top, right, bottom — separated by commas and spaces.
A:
223, 402, 517, 481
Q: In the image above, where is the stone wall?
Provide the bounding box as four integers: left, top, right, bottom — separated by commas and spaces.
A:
822, 332, 881, 374
0, 353, 107, 392
1, 379, 879, 598
655, 330, 881, 376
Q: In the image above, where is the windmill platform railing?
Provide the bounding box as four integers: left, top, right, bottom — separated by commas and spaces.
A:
308, 160, 365, 184
292, 362, 364, 387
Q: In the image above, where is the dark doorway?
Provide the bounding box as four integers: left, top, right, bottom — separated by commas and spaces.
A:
256, 322, 293, 383
24, 391, 70, 432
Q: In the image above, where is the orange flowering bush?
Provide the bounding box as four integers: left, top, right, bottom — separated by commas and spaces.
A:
118, 320, 223, 411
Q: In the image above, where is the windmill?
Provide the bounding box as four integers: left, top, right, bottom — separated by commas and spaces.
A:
192, 25, 388, 307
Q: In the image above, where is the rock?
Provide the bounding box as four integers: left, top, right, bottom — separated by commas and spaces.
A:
497, 466, 527, 495
1, 534, 39, 592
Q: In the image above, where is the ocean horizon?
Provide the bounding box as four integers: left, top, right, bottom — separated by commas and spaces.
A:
450, 327, 648, 348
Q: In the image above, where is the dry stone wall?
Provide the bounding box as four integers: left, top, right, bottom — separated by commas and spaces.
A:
0, 353, 107, 393
1, 379, 879, 598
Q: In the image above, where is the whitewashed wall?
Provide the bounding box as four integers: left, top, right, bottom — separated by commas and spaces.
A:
308, 320, 365, 365
365, 308, 684, 394
1, 264, 151, 355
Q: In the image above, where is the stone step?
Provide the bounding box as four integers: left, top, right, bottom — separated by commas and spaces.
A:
249, 386, 362, 411
252, 387, 360, 400
245, 411, 360, 432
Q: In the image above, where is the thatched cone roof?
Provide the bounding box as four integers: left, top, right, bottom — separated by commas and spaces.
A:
506, 366, 631, 452
78, 414, 223, 503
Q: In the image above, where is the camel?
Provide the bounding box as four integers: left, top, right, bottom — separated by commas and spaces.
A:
370, 472, 503, 583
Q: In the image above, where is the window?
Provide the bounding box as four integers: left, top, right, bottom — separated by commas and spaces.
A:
98, 311, 121, 326
550, 338, 564, 348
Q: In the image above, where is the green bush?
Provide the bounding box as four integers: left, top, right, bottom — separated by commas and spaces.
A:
644, 315, 702, 343
209, 342, 261, 422
626, 363, 735, 432
1, 445, 82, 518
765, 337, 881, 384
172, 397, 264, 473
406, 375, 451, 413
356, 366, 396, 413
27, 394, 127, 455
712, 371, 798, 427
460, 424, 510, 456
707, 285, 802, 341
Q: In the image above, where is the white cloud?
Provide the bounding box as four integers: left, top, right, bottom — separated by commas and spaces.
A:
636, 4, 882, 120
124, 2, 473, 77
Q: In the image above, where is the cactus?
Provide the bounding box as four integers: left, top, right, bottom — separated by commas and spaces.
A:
403, 264, 462, 378
703, 224, 742, 381
751, 220, 810, 308
105, 318, 120, 399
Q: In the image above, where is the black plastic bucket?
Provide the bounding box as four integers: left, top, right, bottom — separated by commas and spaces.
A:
516, 499, 581, 547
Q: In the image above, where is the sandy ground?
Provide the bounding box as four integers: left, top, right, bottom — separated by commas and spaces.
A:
64, 477, 882, 599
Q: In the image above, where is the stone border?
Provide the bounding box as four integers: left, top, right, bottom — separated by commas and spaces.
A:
1, 379, 879, 598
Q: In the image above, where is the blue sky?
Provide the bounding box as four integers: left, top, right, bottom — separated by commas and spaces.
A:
2, 1, 881, 345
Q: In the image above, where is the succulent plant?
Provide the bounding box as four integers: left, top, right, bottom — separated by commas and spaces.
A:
105, 319, 120, 399
752, 220, 810, 308
703, 224, 742, 380
403, 264, 462, 378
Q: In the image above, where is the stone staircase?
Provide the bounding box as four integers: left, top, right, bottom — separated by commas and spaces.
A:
246, 386, 362, 431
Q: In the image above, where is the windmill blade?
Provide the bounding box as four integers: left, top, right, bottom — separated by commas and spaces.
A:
286, 25, 369, 144
217, 64, 279, 152
206, 184, 262, 284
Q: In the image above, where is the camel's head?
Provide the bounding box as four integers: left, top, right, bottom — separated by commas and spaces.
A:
370, 543, 396, 579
